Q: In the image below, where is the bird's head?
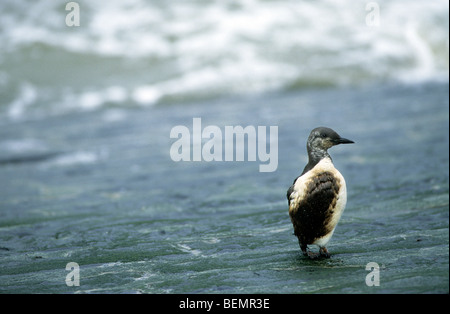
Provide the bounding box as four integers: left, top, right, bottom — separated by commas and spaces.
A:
307, 127, 354, 154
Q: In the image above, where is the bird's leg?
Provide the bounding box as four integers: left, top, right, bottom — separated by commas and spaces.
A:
299, 243, 308, 256
319, 246, 331, 258
306, 250, 320, 259
299, 242, 321, 259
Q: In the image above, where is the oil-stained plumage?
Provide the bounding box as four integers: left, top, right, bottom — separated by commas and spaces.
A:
287, 127, 354, 259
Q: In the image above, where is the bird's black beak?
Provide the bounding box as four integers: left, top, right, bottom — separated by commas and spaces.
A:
334, 137, 354, 145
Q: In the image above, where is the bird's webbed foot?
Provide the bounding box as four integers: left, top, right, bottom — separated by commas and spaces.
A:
300, 244, 331, 259
300, 244, 321, 259
319, 246, 331, 258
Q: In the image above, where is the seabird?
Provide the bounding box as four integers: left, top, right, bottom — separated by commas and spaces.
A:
287, 127, 354, 259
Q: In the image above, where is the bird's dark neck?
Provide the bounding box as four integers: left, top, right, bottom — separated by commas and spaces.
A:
301, 147, 331, 175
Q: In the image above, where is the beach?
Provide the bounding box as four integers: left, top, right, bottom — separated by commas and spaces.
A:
0, 0, 448, 294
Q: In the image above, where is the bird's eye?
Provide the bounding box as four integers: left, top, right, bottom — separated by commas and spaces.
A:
321, 133, 327, 138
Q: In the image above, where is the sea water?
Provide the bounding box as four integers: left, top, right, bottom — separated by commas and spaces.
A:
0, 0, 448, 294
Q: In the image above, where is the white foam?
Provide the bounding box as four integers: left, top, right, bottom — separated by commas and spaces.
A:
7, 83, 37, 120
131, 86, 161, 106
176, 243, 204, 257
0, 138, 47, 154
49, 151, 99, 167
0, 0, 448, 118
79, 86, 128, 110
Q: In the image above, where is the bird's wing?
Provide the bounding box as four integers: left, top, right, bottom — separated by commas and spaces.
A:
292, 171, 340, 220
286, 175, 301, 206
288, 171, 341, 243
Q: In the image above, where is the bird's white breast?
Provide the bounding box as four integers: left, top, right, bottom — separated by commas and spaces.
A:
288, 157, 347, 246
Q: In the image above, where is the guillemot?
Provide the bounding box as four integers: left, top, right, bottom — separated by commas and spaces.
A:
287, 127, 354, 259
